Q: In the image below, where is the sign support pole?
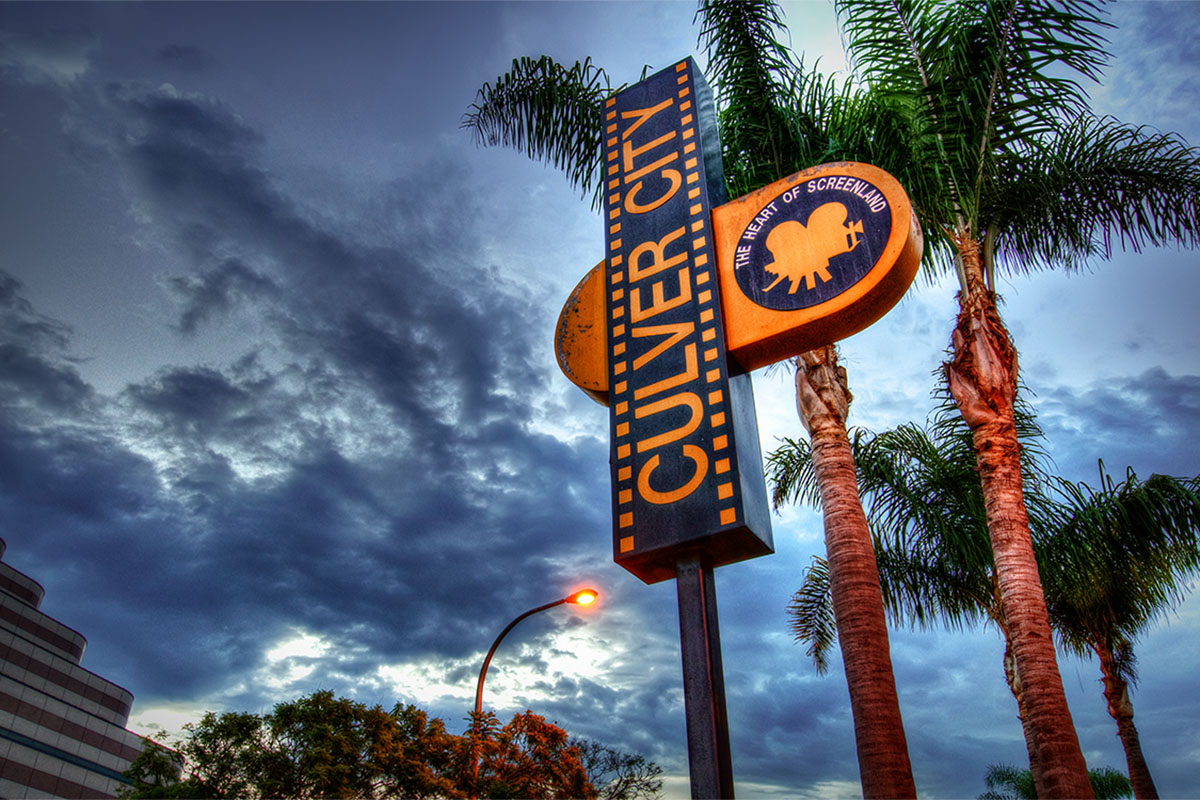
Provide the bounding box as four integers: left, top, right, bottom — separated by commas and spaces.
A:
676, 554, 734, 799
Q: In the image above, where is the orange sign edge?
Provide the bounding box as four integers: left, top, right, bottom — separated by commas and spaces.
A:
553, 162, 924, 402
554, 262, 609, 406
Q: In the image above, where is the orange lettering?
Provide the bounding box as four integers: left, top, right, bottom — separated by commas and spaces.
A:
628, 226, 687, 281
624, 170, 682, 214
622, 131, 676, 174
637, 444, 708, 504
632, 321, 693, 371
634, 343, 697, 401
635, 392, 703, 452
631, 268, 691, 323
624, 150, 679, 185
620, 98, 674, 140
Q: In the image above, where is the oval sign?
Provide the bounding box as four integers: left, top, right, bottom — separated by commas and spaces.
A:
733, 175, 893, 310
554, 162, 924, 403
712, 161, 923, 371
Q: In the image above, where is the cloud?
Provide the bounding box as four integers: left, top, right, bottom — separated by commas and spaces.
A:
0, 272, 94, 416
1038, 367, 1200, 481
1095, 3, 1200, 137
155, 43, 213, 73
165, 259, 280, 334
0, 24, 96, 85
0, 77, 623, 726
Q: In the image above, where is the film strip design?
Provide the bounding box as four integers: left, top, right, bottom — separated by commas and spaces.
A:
602, 59, 751, 583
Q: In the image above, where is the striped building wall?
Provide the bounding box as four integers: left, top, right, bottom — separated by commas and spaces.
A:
0, 538, 149, 799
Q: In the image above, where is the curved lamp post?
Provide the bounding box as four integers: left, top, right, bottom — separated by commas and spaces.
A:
471, 588, 598, 787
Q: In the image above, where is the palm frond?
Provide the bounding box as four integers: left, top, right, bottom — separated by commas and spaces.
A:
787, 556, 837, 673
974, 0, 1111, 144
989, 114, 1200, 273
1041, 464, 1200, 664
765, 435, 821, 511
1087, 765, 1134, 800
835, 0, 939, 94
836, 0, 1114, 243
874, 545, 993, 631
463, 56, 614, 209
982, 761, 1038, 799
697, 0, 813, 197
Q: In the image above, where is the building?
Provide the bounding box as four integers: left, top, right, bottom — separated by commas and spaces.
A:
0, 537, 148, 798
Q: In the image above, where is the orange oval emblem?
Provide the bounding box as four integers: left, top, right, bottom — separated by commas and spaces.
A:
555, 162, 923, 402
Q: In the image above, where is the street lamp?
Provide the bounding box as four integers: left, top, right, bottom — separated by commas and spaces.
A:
471, 588, 598, 787
474, 588, 598, 718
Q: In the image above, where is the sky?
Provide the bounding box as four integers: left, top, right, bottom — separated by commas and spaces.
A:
1, 1, 1199, 797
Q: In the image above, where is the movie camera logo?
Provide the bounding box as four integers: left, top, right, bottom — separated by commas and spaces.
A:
733, 175, 893, 311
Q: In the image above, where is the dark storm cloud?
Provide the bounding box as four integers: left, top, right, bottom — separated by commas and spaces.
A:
0, 272, 93, 415
0, 78, 613, 705
1037, 367, 1200, 481
155, 43, 212, 73
126, 365, 265, 438
102, 81, 549, 433
165, 259, 279, 334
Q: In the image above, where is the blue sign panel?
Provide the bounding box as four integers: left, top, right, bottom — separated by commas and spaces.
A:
733, 175, 894, 311
602, 58, 772, 584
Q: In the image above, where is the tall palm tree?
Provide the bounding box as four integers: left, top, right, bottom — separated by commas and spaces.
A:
770, 399, 1200, 800
1040, 469, 1200, 799
771, 393, 1055, 775
464, 2, 917, 794
696, 4, 917, 794
829, 1, 1200, 794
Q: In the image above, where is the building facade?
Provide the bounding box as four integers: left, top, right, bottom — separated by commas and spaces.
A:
0, 538, 147, 798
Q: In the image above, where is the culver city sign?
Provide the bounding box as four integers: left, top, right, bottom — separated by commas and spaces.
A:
556, 58, 922, 583
552, 57, 922, 797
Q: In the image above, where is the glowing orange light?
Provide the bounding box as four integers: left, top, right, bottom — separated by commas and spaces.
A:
568, 589, 598, 606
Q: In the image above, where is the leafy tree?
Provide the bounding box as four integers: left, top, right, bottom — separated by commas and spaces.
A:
121, 692, 462, 799
117, 741, 200, 799
770, 391, 1200, 799
121, 691, 659, 800
464, 3, 917, 793
470, 710, 593, 799
572, 739, 664, 800
829, 1, 1200, 793
979, 762, 1132, 800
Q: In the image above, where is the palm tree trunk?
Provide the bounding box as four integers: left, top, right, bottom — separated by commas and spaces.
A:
796, 345, 916, 799
1002, 632, 1045, 790
945, 237, 1093, 799
1095, 642, 1159, 799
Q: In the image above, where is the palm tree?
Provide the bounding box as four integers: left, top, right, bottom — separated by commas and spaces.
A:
697, 4, 918, 793
829, 1, 1200, 794
464, 2, 917, 794
979, 763, 1132, 800
770, 397, 1200, 799
1040, 468, 1200, 799
772, 394, 1055, 775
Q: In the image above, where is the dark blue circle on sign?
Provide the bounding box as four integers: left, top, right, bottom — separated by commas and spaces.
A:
734, 176, 892, 311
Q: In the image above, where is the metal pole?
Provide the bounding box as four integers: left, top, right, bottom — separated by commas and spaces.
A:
471, 589, 596, 796
472, 597, 566, 788
676, 554, 734, 799
474, 598, 567, 719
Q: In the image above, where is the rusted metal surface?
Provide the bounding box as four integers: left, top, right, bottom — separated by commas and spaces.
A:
554, 262, 607, 405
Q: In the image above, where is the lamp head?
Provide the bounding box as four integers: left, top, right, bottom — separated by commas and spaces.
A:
566, 589, 598, 606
